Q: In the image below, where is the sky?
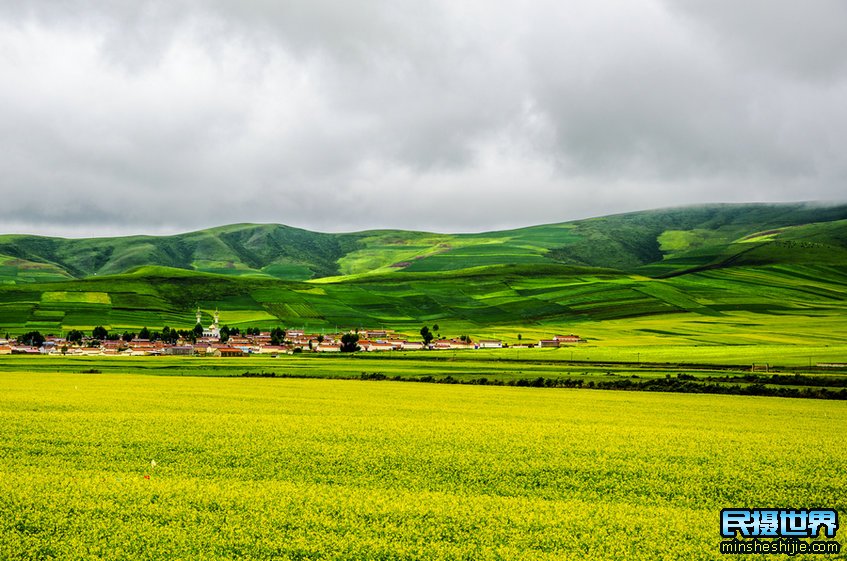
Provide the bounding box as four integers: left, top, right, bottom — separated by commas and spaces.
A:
1, 1, 846, 237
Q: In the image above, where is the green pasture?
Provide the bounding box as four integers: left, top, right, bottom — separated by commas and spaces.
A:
0, 372, 844, 560
0, 205, 845, 352
0, 262, 844, 352
2, 350, 846, 395
2, 204, 845, 283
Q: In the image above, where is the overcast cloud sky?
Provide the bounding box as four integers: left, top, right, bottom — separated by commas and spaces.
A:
1, 0, 845, 237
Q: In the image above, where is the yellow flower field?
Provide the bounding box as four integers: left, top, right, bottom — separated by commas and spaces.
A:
0, 373, 843, 560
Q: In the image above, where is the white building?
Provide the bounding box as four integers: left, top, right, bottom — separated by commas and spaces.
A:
197, 307, 221, 339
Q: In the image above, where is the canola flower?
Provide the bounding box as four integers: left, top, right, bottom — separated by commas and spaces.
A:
0, 372, 843, 560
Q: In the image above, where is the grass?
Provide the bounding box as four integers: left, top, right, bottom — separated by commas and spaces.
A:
1, 371, 844, 560
0, 205, 845, 351
2, 351, 845, 397
0, 262, 845, 350
2, 203, 846, 283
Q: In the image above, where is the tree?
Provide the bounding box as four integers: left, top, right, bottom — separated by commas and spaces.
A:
161, 326, 179, 345
270, 327, 286, 346
122, 332, 135, 343
219, 325, 230, 343
92, 326, 108, 340
340, 332, 360, 353
19, 331, 45, 347
193, 323, 204, 338
178, 329, 196, 343
517, 333, 522, 341
138, 326, 151, 340
420, 326, 434, 346
317, 334, 325, 343
66, 330, 84, 345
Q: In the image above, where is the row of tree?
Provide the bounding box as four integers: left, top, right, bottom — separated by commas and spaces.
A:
12, 325, 289, 347
13, 324, 471, 351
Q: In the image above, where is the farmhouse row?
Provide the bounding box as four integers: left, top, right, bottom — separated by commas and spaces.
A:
0, 331, 585, 357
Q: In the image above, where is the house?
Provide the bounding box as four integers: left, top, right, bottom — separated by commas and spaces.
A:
362, 329, 390, 339
316, 343, 341, 352
537, 339, 560, 348
365, 342, 394, 352
477, 340, 503, 349
0, 345, 11, 355
553, 334, 582, 344
163, 346, 194, 356
401, 341, 424, 351
258, 345, 286, 354
212, 347, 244, 357
11, 346, 41, 355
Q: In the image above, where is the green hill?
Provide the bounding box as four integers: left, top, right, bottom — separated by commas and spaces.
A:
2, 203, 847, 283
1, 260, 845, 345
0, 223, 362, 282
1, 203, 846, 343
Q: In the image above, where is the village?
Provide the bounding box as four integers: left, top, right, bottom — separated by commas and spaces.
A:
0, 308, 584, 357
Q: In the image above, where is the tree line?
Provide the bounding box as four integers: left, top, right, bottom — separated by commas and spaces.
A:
11, 325, 288, 347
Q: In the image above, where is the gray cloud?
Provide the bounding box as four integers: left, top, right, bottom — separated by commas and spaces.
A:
0, 0, 845, 237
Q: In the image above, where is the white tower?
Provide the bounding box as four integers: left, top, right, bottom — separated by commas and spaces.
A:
202, 309, 221, 339
196, 307, 202, 326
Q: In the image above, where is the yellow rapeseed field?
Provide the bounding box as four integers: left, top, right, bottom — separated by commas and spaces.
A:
0, 372, 843, 560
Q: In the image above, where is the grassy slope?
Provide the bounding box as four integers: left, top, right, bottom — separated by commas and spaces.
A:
3, 203, 847, 283
1, 203, 846, 343
0, 224, 363, 282
1, 261, 845, 347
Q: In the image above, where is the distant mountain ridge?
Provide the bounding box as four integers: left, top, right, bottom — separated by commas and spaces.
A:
2, 202, 847, 284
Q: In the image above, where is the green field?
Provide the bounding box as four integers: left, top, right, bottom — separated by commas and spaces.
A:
0, 262, 845, 349
1, 203, 846, 363
2, 350, 846, 405
3, 203, 845, 282
1, 371, 844, 560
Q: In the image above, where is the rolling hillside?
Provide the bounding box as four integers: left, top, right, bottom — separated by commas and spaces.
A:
1, 203, 847, 342
0, 261, 846, 344
2, 203, 847, 283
